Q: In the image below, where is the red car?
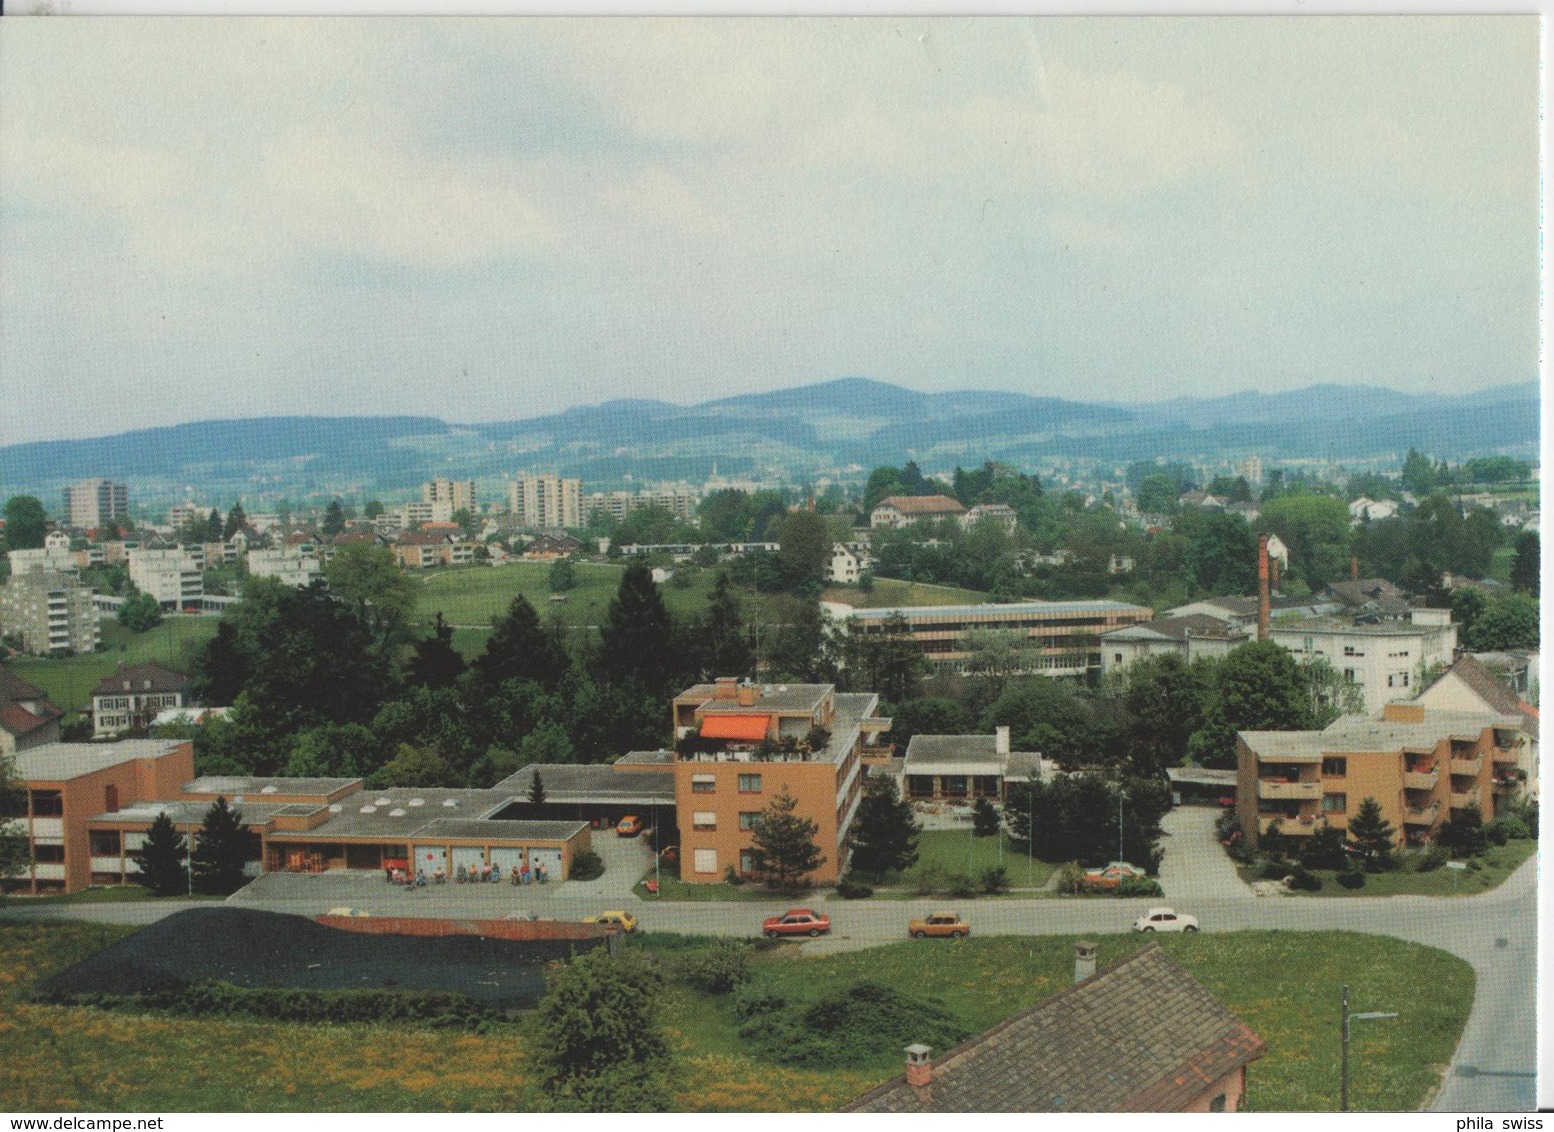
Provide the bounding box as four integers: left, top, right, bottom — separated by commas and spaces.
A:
762, 908, 832, 938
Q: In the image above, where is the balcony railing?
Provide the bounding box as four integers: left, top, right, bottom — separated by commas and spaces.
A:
1257, 779, 1320, 800
1403, 768, 1439, 791
1450, 756, 1483, 777
1258, 814, 1324, 836
1403, 802, 1441, 825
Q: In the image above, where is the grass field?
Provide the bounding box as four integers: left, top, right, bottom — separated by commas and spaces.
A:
1, 921, 1472, 1112
821, 578, 989, 609
8, 618, 221, 717
1238, 838, 1537, 897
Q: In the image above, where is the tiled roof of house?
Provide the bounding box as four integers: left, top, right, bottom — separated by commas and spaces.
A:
0, 702, 60, 739
0, 665, 53, 709
1440, 653, 1523, 716
1100, 614, 1244, 642
876, 494, 967, 515
842, 945, 1265, 1112
90, 662, 189, 698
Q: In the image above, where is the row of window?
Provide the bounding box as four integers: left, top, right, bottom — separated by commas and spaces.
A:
691, 847, 759, 875
691, 811, 764, 831
691, 773, 764, 794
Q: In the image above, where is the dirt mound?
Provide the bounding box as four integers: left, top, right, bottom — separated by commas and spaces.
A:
36, 907, 602, 1008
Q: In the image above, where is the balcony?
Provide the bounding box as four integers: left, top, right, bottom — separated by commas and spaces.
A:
1450, 755, 1483, 777
1449, 791, 1479, 810
1257, 779, 1320, 800
1403, 767, 1439, 791
30, 818, 63, 838
1403, 802, 1441, 826
1258, 815, 1324, 836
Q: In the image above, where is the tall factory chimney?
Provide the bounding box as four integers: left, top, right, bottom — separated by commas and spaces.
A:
1257, 535, 1271, 642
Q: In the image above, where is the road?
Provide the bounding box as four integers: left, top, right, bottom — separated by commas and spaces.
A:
2, 809, 1537, 1112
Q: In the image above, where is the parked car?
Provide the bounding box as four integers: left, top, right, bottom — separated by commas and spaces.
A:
326, 907, 371, 918
763, 908, 832, 938
909, 911, 970, 939
1081, 862, 1146, 890
1133, 907, 1199, 933
615, 814, 645, 837
584, 910, 638, 933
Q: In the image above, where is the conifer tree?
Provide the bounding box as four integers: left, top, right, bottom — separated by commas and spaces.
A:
847, 778, 920, 876
698, 572, 754, 679
598, 563, 676, 699
222, 501, 248, 540
132, 812, 188, 896
408, 612, 467, 689
191, 796, 250, 894
528, 769, 547, 806
750, 789, 825, 892
472, 595, 565, 694
1345, 796, 1397, 872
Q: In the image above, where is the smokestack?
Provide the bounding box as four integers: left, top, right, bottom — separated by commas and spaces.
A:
1270, 555, 1280, 593
1257, 535, 1271, 642
1351, 554, 1359, 581
905, 1044, 933, 1090
1075, 940, 1098, 984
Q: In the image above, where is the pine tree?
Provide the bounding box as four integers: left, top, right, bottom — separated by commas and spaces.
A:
1510, 530, 1539, 593
322, 499, 346, 537
132, 812, 188, 896
222, 501, 248, 540
598, 563, 676, 699
847, 778, 920, 876
472, 595, 566, 694
191, 796, 250, 894
1345, 796, 1396, 872
206, 508, 224, 542
408, 612, 467, 689
528, 770, 546, 806
192, 620, 250, 706
749, 789, 825, 892
973, 796, 1001, 837
698, 572, 754, 679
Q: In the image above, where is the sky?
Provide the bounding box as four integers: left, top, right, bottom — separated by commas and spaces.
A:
0, 16, 1540, 446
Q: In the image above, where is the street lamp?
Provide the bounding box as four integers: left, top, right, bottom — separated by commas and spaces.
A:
1340, 983, 1397, 1111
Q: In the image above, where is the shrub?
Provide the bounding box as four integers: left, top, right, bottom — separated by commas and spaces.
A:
945, 871, 977, 898
569, 850, 604, 882
1286, 867, 1322, 892
1055, 862, 1085, 895
1495, 815, 1531, 840
908, 866, 945, 897
1465, 858, 1483, 872
1336, 867, 1366, 890
732, 983, 786, 1021
979, 866, 1009, 896
972, 797, 1001, 837
1480, 820, 1510, 847
1116, 876, 1164, 898
722, 865, 746, 887
1417, 844, 1450, 872
735, 981, 970, 1069
836, 877, 874, 900
671, 940, 751, 995
1261, 857, 1295, 881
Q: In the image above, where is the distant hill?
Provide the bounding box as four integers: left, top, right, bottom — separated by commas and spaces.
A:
0, 378, 1536, 507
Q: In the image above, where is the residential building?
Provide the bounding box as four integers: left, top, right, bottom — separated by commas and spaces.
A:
870, 494, 967, 529
421, 478, 477, 523
1099, 614, 1250, 678
1269, 609, 1456, 713
246, 547, 322, 588
1349, 497, 1400, 524
128, 548, 204, 610
511, 475, 583, 530
522, 533, 585, 559
895, 728, 1041, 802
961, 502, 1018, 532
827, 542, 871, 585
583, 486, 698, 525
1236, 702, 1523, 851
91, 662, 191, 738
392, 530, 475, 569
843, 943, 1265, 1113
0, 666, 63, 755
1165, 593, 1336, 628
7, 547, 79, 576
393, 502, 437, 530
3, 739, 194, 894
1322, 577, 1412, 618
0, 568, 99, 655
668, 677, 891, 884
1416, 654, 1538, 796
62, 479, 130, 531
835, 600, 1155, 677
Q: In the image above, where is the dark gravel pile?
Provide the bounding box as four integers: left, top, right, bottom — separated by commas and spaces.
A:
35, 907, 602, 1008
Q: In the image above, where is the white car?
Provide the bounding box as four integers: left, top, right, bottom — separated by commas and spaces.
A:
1133, 907, 1199, 933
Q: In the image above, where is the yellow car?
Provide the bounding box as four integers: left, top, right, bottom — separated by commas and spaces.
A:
584, 910, 638, 933
909, 911, 970, 939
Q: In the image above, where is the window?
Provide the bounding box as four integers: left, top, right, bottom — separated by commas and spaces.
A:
1401, 671, 1409, 687
691, 774, 716, 794
693, 848, 717, 874
33, 844, 65, 862
1321, 758, 1347, 777
692, 811, 717, 831
1114, 653, 1123, 664
739, 850, 756, 875
1343, 668, 1356, 683
89, 830, 120, 855
738, 774, 762, 793
739, 811, 759, 831
29, 791, 62, 817
1322, 793, 1347, 814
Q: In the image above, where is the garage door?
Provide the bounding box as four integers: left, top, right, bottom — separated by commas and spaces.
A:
489, 847, 523, 875
451, 846, 485, 875
414, 845, 448, 879
529, 847, 563, 882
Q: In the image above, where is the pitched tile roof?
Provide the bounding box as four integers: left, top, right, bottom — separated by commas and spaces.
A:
90, 662, 189, 698
1440, 653, 1523, 716
842, 946, 1265, 1113
876, 494, 967, 515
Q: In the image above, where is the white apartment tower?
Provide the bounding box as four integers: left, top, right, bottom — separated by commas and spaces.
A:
421, 479, 477, 523
509, 475, 582, 530
62, 479, 130, 531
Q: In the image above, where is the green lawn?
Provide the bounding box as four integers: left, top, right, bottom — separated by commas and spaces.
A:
0, 886, 224, 908
1277, 839, 1536, 897
2, 920, 1474, 1112
822, 577, 988, 609
8, 618, 220, 716
903, 828, 1058, 891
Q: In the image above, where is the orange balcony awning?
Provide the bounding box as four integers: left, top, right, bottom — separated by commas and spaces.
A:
700, 714, 772, 741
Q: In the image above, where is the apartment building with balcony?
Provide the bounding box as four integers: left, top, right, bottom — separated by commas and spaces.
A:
665, 677, 891, 883
62, 478, 130, 531
0, 568, 99, 655
422, 478, 477, 523
128, 548, 204, 610
246, 547, 322, 588
1416, 653, 1539, 797
583, 486, 698, 525
2, 739, 194, 893
1236, 702, 1525, 851
511, 475, 583, 530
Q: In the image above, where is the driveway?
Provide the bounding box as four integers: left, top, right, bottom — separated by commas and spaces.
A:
1156, 805, 1255, 902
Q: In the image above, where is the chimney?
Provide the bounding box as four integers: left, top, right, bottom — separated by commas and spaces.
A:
904, 1044, 933, 1090
1257, 535, 1271, 642
1269, 555, 1280, 593
714, 677, 738, 702
1075, 940, 1098, 984
737, 683, 759, 707
995, 726, 1010, 757
1351, 554, 1360, 581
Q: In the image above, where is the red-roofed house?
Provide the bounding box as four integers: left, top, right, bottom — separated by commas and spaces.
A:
870, 494, 967, 529
0, 665, 63, 755
91, 663, 191, 739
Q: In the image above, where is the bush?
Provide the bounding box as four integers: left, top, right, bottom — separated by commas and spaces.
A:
1261, 857, 1295, 881
732, 983, 786, 1021
836, 877, 874, 900
670, 940, 751, 995
1116, 877, 1164, 898
1494, 815, 1531, 840
1417, 844, 1450, 872
723, 865, 746, 887
972, 797, 1001, 837
979, 866, 1009, 896
735, 980, 970, 1069
1287, 867, 1322, 892
1336, 867, 1366, 890
945, 871, 977, 898
907, 866, 945, 897
1481, 820, 1510, 847
569, 850, 604, 882
1055, 862, 1085, 895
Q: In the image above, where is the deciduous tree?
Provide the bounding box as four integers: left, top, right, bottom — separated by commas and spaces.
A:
0, 751, 31, 880
2, 496, 47, 550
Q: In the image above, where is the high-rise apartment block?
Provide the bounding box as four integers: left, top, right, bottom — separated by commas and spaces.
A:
62, 479, 130, 531
0, 569, 100, 655
421, 479, 477, 523
510, 475, 582, 530
127, 549, 203, 610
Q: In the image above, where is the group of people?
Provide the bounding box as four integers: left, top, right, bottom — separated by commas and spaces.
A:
387, 860, 549, 886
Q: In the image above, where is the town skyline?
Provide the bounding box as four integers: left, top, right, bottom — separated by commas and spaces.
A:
1, 16, 1539, 446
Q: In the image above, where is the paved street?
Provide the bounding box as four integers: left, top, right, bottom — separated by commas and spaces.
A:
2, 816, 1537, 1112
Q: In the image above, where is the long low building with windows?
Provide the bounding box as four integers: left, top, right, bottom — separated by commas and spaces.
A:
831, 600, 1154, 677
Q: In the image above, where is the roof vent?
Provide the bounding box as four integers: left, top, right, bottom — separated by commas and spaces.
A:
389, 808, 406, 817
442, 798, 459, 808
375, 796, 391, 806
359, 805, 377, 814
260, 785, 278, 794
408, 798, 425, 807
233, 795, 244, 804
328, 804, 342, 813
